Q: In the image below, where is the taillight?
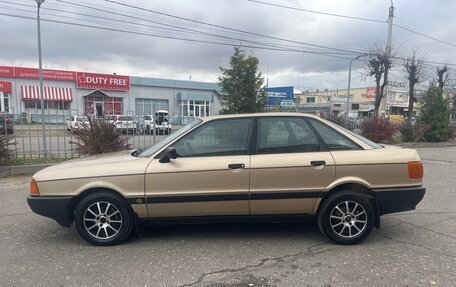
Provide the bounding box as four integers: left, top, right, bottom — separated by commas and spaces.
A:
408, 161, 424, 179
30, 179, 40, 195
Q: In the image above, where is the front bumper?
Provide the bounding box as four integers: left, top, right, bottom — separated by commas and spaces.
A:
27, 196, 73, 227
373, 186, 426, 216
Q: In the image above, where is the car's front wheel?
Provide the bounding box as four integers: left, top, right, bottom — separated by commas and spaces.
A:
74, 191, 133, 246
317, 191, 374, 245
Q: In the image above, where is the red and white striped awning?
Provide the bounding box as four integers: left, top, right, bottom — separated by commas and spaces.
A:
21, 86, 73, 102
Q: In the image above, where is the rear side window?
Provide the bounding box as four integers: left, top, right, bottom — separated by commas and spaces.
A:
258, 117, 320, 154
308, 119, 359, 151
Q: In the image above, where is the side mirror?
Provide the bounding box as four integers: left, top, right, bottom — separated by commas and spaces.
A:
159, 147, 178, 163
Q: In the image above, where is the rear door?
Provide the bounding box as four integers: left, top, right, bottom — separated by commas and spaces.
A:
249, 116, 336, 215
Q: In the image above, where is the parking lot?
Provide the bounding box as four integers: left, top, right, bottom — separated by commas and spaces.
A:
0, 146, 455, 287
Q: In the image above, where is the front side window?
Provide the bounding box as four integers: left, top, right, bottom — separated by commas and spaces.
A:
309, 119, 360, 151
258, 117, 319, 154
174, 118, 251, 157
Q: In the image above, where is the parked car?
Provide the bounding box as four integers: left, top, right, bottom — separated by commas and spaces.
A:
66, 115, 90, 133
104, 115, 118, 125
27, 113, 425, 246
113, 115, 137, 134
0, 113, 14, 134
143, 110, 172, 135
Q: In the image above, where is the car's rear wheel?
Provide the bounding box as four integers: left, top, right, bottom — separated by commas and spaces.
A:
74, 191, 133, 246
317, 191, 374, 245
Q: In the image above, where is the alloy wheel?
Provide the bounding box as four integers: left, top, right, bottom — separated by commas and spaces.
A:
329, 200, 367, 238
83, 201, 123, 240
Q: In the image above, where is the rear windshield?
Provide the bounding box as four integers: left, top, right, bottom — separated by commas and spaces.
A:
340, 127, 383, 149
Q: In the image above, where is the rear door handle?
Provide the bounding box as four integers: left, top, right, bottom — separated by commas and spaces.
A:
311, 160, 326, 166
228, 163, 245, 169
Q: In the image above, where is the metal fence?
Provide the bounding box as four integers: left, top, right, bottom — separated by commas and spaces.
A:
0, 111, 184, 159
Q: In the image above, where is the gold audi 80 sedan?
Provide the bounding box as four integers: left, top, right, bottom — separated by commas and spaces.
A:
27, 113, 425, 245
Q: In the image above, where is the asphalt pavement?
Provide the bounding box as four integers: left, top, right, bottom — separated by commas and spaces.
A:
0, 146, 455, 287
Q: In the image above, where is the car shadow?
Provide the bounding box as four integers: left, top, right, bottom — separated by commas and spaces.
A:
125, 218, 324, 244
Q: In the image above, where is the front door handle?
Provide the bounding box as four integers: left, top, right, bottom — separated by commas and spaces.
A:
311, 160, 326, 166
228, 163, 245, 169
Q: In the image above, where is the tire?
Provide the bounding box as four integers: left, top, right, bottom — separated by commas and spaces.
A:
146, 126, 151, 135
74, 191, 134, 246
317, 191, 374, 245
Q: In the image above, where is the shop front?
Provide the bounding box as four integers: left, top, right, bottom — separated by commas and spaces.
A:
0, 81, 11, 113
177, 92, 214, 124
83, 90, 123, 117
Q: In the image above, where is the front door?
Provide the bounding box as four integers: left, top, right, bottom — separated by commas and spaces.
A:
250, 116, 336, 215
145, 118, 252, 217
194, 105, 206, 118
95, 102, 103, 117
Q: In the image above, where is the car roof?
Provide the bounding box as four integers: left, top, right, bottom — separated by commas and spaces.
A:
200, 112, 321, 122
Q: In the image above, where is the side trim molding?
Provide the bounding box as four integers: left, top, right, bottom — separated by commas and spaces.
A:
127, 191, 323, 204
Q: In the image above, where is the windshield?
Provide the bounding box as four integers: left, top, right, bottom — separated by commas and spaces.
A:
138, 119, 202, 157
341, 126, 383, 149
118, 116, 133, 121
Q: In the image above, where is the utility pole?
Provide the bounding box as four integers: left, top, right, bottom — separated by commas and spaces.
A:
386, 1, 394, 57
346, 55, 363, 119
36, 0, 47, 157
384, 1, 394, 114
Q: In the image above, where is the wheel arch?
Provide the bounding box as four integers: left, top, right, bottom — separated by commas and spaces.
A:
68, 187, 131, 225
316, 181, 380, 228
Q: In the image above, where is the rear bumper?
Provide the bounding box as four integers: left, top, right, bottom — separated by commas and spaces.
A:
27, 196, 73, 227
373, 186, 426, 216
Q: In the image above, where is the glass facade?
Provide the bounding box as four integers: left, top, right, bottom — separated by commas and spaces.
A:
180, 100, 212, 117
0, 92, 10, 112
135, 98, 169, 116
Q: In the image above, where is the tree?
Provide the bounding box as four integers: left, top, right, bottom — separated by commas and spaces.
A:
418, 84, 451, 142
364, 42, 394, 117
403, 49, 426, 123
217, 47, 267, 114
436, 65, 449, 89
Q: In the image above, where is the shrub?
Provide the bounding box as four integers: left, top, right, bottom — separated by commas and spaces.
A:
388, 115, 405, 126
400, 123, 429, 142
0, 135, 16, 165
361, 117, 398, 144
70, 118, 131, 156
323, 115, 351, 130
417, 85, 451, 142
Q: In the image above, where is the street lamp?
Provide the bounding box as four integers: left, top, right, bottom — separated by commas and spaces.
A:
36, 0, 47, 156
346, 54, 365, 119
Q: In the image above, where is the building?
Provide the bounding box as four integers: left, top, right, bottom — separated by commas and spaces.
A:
0, 65, 221, 124
296, 82, 421, 118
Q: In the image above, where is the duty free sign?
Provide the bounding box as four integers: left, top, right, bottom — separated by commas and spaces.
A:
76, 72, 130, 91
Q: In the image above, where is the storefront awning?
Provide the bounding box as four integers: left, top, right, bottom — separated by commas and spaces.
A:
21, 85, 73, 102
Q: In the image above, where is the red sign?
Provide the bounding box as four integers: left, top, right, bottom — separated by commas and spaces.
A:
0, 66, 130, 91
76, 72, 130, 91
365, 87, 377, 99
0, 81, 12, 92
15, 67, 76, 81
0, 66, 15, 77
0, 66, 76, 81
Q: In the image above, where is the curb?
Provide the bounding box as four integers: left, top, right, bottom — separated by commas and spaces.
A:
0, 164, 52, 178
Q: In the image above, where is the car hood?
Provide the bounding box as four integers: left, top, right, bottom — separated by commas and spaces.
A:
33, 150, 152, 181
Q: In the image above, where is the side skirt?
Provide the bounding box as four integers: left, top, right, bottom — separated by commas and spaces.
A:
137, 214, 316, 226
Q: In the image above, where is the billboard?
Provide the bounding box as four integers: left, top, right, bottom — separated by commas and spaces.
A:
265, 86, 294, 107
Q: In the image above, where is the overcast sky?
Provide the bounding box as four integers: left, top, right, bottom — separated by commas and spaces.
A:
1, 0, 455, 91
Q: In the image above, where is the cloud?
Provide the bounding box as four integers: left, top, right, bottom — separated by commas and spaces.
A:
0, 0, 455, 88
